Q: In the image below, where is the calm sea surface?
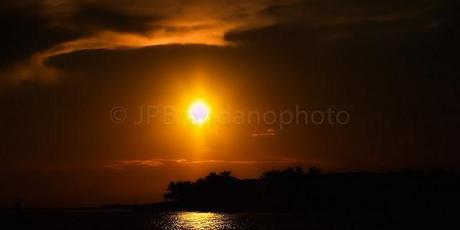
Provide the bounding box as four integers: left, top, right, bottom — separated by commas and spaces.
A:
0, 210, 332, 230
1, 209, 394, 229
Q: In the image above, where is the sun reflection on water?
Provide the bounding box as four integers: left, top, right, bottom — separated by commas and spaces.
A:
175, 212, 227, 230
154, 211, 238, 230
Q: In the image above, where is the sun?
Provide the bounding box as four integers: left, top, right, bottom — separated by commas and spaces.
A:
188, 100, 211, 125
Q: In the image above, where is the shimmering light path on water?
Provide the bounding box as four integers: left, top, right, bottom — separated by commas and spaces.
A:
151, 212, 241, 230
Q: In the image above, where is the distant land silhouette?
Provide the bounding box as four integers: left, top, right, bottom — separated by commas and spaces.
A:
5, 167, 460, 229
109, 167, 460, 219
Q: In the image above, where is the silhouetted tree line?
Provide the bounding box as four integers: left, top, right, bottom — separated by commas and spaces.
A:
161, 167, 460, 212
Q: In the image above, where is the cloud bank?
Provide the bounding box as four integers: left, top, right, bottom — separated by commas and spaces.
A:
0, 0, 278, 84
1, 0, 456, 85
106, 158, 299, 170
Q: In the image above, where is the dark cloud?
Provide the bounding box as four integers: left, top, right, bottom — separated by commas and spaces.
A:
0, 2, 72, 68
0, 0, 155, 65
1, 0, 458, 79
263, 0, 457, 24
0, 0, 276, 83
61, 2, 161, 35
228, 0, 460, 43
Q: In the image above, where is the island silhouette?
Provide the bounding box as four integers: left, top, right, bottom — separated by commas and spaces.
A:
6, 167, 460, 229
109, 166, 460, 220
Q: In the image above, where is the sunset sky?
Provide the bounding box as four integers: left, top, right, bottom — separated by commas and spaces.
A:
1, 0, 459, 207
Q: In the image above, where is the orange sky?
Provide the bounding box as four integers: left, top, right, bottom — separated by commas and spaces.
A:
0, 0, 459, 207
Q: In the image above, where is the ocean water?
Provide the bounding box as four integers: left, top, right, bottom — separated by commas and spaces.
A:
1, 211, 307, 230
1, 209, 425, 229
0, 210, 342, 230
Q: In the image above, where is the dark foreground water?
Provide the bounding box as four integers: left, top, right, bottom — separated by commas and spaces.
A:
0, 209, 450, 229
2, 211, 309, 230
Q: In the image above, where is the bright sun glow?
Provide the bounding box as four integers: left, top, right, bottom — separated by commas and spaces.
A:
188, 100, 211, 125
